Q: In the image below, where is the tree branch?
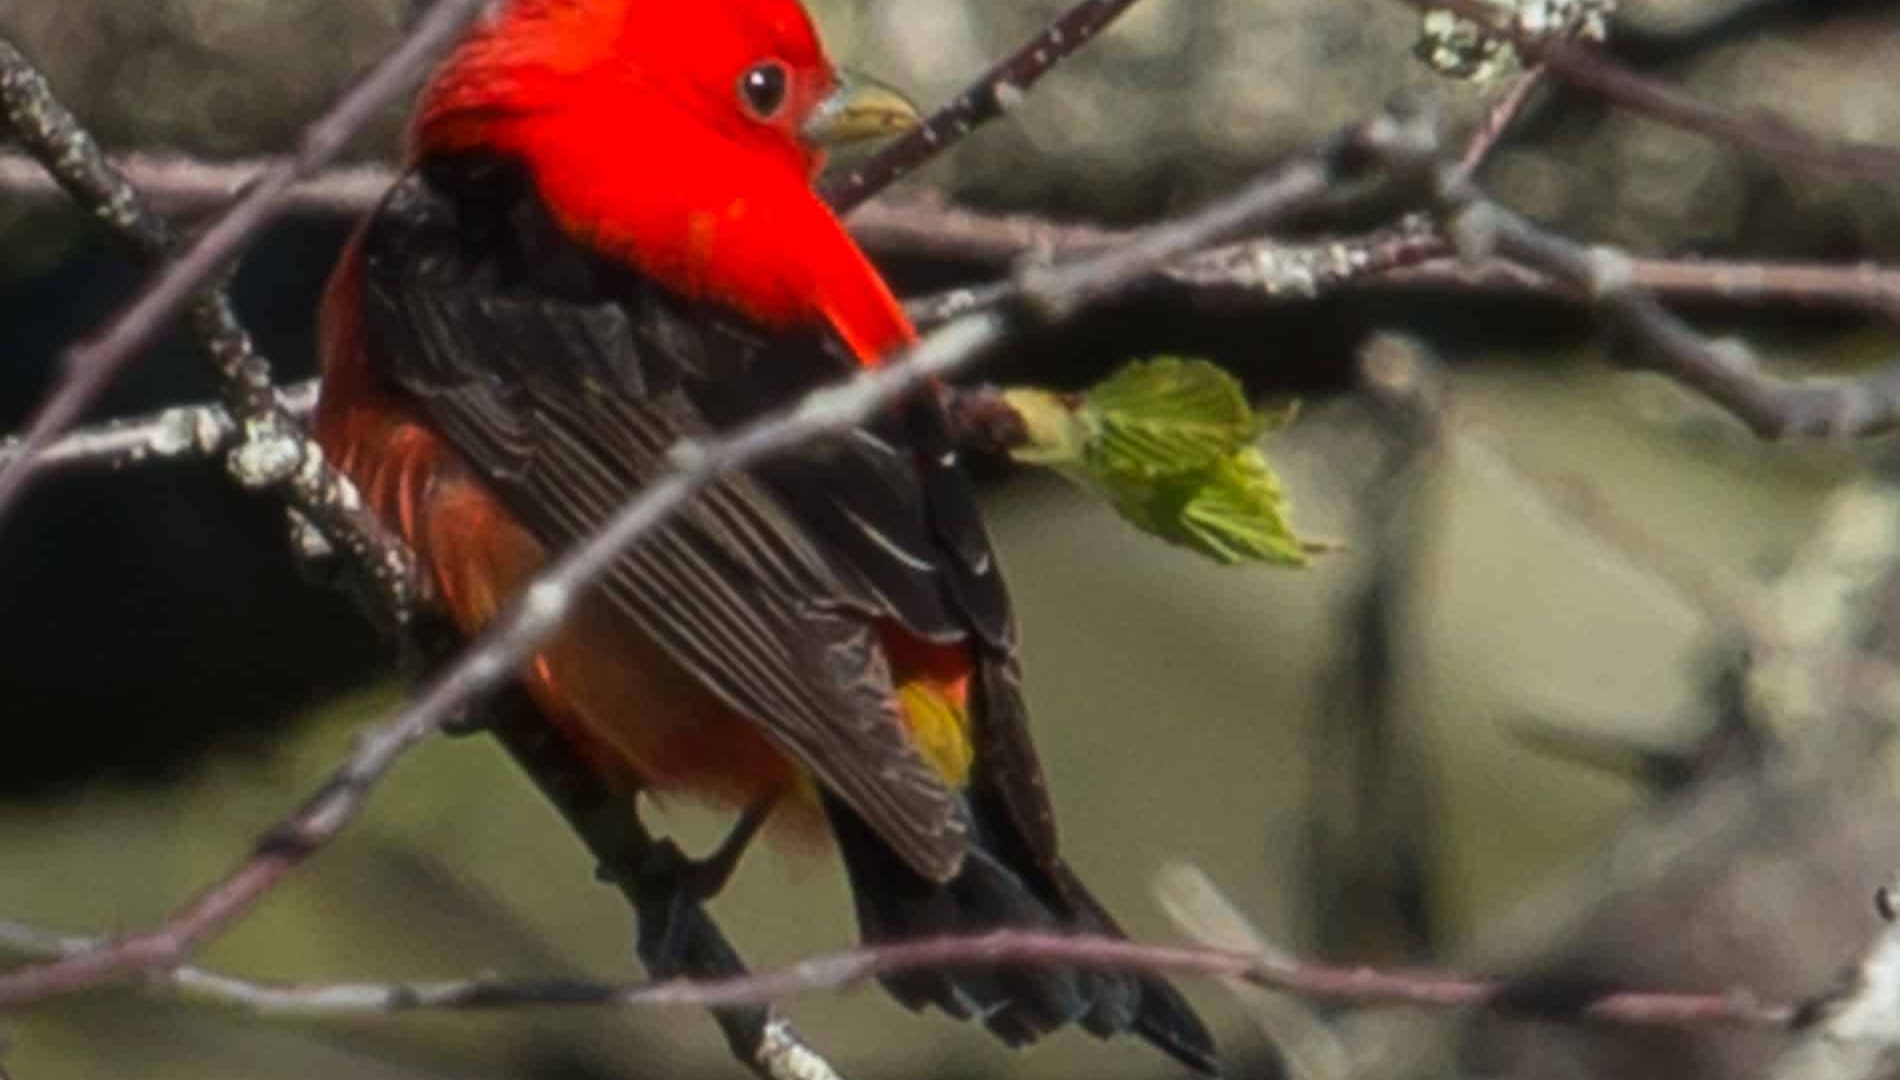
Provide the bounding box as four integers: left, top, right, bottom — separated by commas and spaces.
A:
0, 0, 489, 533
1437, 178, 1900, 438
1403, 0, 1900, 181
1453, 64, 1548, 181
0, 151, 395, 217
0, 382, 1038, 479
0, 43, 421, 614
0, 918, 1798, 1030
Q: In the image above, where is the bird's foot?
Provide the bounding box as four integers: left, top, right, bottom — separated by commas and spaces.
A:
631, 797, 777, 977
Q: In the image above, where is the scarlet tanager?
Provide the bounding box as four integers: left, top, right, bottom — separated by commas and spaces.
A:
315, 0, 1216, 1069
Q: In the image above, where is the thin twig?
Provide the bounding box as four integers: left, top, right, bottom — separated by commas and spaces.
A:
0, 383, 316, 476
1453, 65, 1548, 181
0, 43, 420, 615
0, 107, 1410, 1010
0, 151, 395, 216
1404, 0, 1900, 181
1157, 216, 1450, 300
1439, 180, 1900, 438
818, 0, 1155, 212
0, 0, 488, 532
1373, 253, 1900, 317
0, 382, 1035, 477
0, 919, 1798, 1029
848, 191, 1126, 263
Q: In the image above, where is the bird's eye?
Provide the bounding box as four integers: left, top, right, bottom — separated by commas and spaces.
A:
738, 61, 790, 120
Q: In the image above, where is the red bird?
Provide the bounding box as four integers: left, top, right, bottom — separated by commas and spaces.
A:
316, 0, 1215, 1069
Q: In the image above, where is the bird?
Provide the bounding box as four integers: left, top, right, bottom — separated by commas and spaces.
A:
314, 0, 1217, 1070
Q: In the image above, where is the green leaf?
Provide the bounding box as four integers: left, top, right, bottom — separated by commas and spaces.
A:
1000, 358, 1325, 568
1084, 357, 1259, 478
1178, 449, 1328, 567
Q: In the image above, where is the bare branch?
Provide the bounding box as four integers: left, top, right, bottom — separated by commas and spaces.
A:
819, 0, 1156, 212
1159, 216, 1449, 299
0, 0, 488, 533
0, 107, 1406, 1010
0, 382, 314, 476
1403, 0, 1900, 181
0, 382, 1040, 478
0, 906, 844, 1080
848, 191, 1126, 263
1439, 183, 1900, 439
0, 41, 420, 614
0, 918, 1797, 1029
0, 151, 394, 217
1372, 252, 1900, 317
1453, 65, 1548, 181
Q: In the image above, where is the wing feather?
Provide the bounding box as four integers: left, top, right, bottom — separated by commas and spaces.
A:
361, 166, 986, 879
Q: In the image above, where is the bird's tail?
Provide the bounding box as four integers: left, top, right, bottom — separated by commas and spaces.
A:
824, 793, 1221, 1075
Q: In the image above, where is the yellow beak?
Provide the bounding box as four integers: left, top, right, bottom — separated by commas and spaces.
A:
802, 70, 923, 148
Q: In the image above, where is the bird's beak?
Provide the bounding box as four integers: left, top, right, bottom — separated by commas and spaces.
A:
803, 70, 922, 148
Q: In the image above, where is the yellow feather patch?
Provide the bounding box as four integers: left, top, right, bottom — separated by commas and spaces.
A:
897, 680, 974, 788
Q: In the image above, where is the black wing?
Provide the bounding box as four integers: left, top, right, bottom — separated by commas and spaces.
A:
359, 156, 1027, 881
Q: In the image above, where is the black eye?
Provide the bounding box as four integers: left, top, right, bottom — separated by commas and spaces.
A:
738, 61, 790, 119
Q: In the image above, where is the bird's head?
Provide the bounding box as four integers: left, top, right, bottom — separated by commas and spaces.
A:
411, 0, 922, 358
417, 0, 919, 182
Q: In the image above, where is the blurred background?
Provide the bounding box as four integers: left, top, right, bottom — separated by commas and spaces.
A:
3, 0, 1900, 1077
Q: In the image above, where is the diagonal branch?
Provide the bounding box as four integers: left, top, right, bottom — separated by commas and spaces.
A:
1453, 64, 1548, 181
0, 104, 1420, 1011
1402, 0, 1900, 181
0, 0, 489, 533
818, 0, 1156, 212
0, 42, 421, 616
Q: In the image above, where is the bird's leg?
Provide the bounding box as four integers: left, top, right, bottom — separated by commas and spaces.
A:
689, 795, 779, 898
486, 706, 782, 1062
639, 795, 779, 976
